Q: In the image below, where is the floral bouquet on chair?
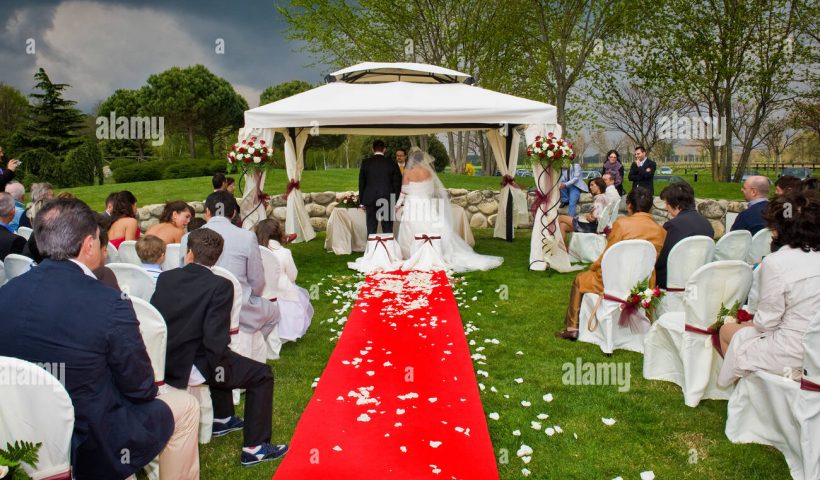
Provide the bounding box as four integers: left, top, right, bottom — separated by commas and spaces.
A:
227, 136, 274, 173
614, 277, 664, 333
707, 301, 753, 333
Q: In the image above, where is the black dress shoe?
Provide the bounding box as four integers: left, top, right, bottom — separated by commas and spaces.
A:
554, 329, 578, 341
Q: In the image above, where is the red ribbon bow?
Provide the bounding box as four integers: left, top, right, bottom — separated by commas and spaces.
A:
370, 235, 394, 254
602, 293, 651, 334
285, 179, 301, 198
415, 234, 441, 246
685, 324, 723, 358
501, 175, 521, 189
530, 190, 551, 218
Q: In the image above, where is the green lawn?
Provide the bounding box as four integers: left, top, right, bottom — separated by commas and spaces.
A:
195, 230, 788, 479
63, 168, 746, 210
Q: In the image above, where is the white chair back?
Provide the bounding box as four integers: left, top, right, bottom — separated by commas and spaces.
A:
17, 226, 33, 240
725, 211, 739, 232
4, 253, 34, 281
0, 259, 5, 285
0, 356, 74, 480
211, 266, 242, 349
713, 230, 752, 261
682, 260, 753, 329
803, 311, 820, 387
106, 242, 120, 264
118, 240, 143, 265
259, 246, 282, 300
130, 297, 167, 384
600, 240, 658, 299
162, 243, 181, 270
596, 201, 619, 234
665, 235, 716, 290
107, 263, 156, 301
747, 228, 772, 265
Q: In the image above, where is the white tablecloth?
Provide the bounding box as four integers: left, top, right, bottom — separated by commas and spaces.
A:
325, 204, 475, 255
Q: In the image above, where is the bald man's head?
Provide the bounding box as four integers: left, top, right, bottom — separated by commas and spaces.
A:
742, 175, 770, 200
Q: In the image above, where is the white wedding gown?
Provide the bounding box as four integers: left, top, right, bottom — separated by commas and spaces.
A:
397, 179, 503, 273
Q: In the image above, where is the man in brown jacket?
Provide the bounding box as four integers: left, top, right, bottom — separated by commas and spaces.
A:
556, 187, 667, 340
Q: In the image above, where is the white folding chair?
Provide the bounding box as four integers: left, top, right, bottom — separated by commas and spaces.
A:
726, 311, 820, 480
106, 242, 120, 264
16, 226, 33, 240
713, 230, 752, 261
0, 356, 74, 480
162, 243, 181, 271
349, 234, 404, 273
567, 201, 618, 263
107, 263, 156, 301
655, 235, 715, 319
747, 228, 772, 265
577, 240, 657, 354
643, 261, 752, 407
130, 297, 167, 479
118, 240, 143, 265
4, 253, 34, 281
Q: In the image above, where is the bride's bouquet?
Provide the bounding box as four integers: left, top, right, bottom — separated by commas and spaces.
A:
227, 136, 274, 173
526, 133, 575, 170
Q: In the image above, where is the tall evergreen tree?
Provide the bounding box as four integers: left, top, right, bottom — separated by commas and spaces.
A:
24, 68, 86, 156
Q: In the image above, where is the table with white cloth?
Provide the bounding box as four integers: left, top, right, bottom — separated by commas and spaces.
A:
325, 204, 475, 255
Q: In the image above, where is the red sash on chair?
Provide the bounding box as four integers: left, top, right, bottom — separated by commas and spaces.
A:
415, 234, 441, 246
801, 377, 820, 392
684, 324, 723, 358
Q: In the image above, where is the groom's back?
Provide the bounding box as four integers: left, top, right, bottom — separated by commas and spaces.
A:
359, 154, 401, 206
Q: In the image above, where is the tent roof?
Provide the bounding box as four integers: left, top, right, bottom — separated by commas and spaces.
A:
328, 62, 472, 84
243, 81, 557, 135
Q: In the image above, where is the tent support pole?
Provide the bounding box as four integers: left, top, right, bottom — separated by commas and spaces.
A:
505, 128, 515, 242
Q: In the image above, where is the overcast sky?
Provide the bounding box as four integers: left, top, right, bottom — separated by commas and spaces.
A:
0, 0, 328, 112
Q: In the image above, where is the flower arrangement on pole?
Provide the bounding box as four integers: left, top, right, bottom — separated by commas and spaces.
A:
227, 136, 274, 173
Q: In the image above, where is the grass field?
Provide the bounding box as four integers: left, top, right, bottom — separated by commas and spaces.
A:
63, 167, 746, 210
193, 230, 788, 479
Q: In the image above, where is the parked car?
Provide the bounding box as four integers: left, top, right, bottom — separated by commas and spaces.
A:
654, 175, 687, 184
581, 170, 602, 180
658, 166, 673, 175
729, 169, 759, 182
780, 167, 812, 180
515, 168, 533, 177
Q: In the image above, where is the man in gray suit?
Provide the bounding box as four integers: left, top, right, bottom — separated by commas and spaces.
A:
180, 191, 279, 337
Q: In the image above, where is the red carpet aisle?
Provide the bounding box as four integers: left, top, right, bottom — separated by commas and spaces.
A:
273, 270, 499, 479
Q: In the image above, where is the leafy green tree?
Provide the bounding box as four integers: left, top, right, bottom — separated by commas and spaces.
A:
62, 139, 103, 186
0, 83, 29, 143
96, 88, 153, 159
260, 80, 313, 105
22, 68, 86, 156
18, 148, 61, 186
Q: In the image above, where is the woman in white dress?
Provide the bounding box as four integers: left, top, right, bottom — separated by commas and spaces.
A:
395, 148, 503, 273
253, 219, 314, 342
718, 191, 820, 385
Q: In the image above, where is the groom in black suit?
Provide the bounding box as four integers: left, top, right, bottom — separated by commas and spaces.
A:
628, 145, 657, 196
359, 139, 402, 234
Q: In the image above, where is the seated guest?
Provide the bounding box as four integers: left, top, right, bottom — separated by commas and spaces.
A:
212, 172, 227, 192
152, 228, 288, 466
602, 173, 621, 205
101, 190, 119, 219
108, 190, 140, 249
774, 175, 802, 197
180, 191, 280, 339
731, 175, 770, 235
136, 234, 166, 283
0, 192, 26, 259
803, 177, 818, 192
188, 217, 206, 231
719, 190, 820, 385
92, 216, 120, 290
145, 201, 194, 244
655, 183, 714, 289
253, 219, 314, 342
5, 181, 25, 232
226, 177, 237, 194
0, 198, 200, 479
556, 187, 667, 340
19, 182, 53, 230
558, 178, 609, 243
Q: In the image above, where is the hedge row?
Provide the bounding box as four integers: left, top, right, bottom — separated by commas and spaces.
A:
111, 159, 227, 183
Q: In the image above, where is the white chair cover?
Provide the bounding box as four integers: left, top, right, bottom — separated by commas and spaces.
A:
401, 234, 448, 272
17, 226, 32, 240
162, 243, 181, 271
0, 259, 5, 285
186, 384, 214, 444
725, 211, 739, 232
747, 228, 772, 265
643, 261, 752, 407
655, 235, 715, 318
106, 242, 120, 264
713, 230, 752, 261
4, 253, 34, 281
348, 234, 404, 273
0, 356, 74, 480
745, 265, 763, 314
567, 201, 619, 264
107, 263, 156, 301
257, 246, 285, 360
577, 240, 657, 354
118, 240, 143, 265
726, 311, 820, 480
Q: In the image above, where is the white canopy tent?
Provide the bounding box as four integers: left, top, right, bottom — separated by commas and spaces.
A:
240, 62, 575, 271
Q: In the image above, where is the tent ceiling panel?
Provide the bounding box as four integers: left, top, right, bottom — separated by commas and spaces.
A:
328, 62, 472, 84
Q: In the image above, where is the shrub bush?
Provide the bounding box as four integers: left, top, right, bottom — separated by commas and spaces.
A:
163, 162, 209, 179
108, 158, 136, 172
63, 141, 102, 187
18, 148, 62, 186
113, 162, 164, 183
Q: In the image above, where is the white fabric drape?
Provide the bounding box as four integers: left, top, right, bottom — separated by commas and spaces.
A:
236, 128, 273, 229
282, 128, 316, 243
487, 127, 527, 239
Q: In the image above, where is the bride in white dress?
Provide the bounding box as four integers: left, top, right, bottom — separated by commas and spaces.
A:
396, 148, 503, 273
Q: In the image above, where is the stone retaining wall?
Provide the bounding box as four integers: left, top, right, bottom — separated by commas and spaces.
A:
137, 190, 748, 239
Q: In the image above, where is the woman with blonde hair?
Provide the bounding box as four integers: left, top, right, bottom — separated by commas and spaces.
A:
20, 182, 54, 228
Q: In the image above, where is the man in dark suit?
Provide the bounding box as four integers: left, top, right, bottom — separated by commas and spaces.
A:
152, 228, 288, 466
0, 192, 26, 260
0, 147, 20, 192
628, 145, 657, 196
655, 183, 715, 288
0, 198, 200, 479
731, 175, 770, 235
359, 139, 402, 234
